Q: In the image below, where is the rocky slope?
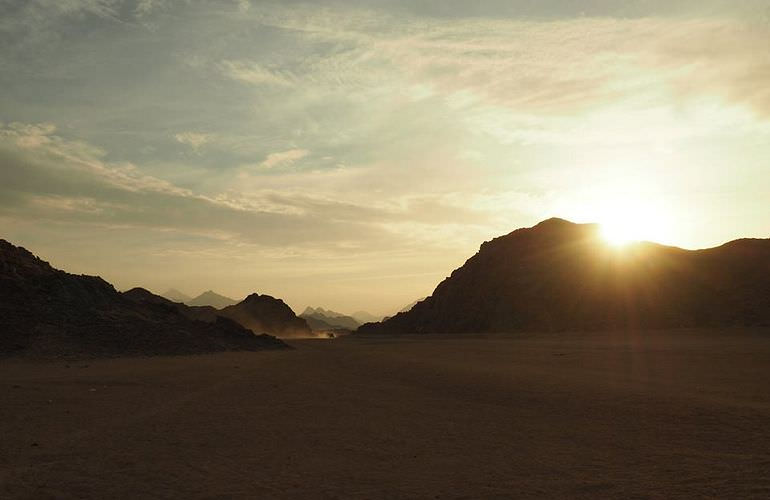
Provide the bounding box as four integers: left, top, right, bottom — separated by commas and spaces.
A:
0, 239, 287, 357
359, 218, 770, 334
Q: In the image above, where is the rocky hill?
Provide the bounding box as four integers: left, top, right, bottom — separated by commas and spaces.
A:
358, 218, 770, 334
0, 239, 287, 357
220, 294, 313, 338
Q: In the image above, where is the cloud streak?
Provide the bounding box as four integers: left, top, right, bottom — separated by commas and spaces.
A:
259, 149, 309, 169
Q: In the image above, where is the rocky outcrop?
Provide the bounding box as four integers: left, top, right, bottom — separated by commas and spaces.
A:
358, 218, 770, 334
0, 239, 288, 357
220, 294, 313, 338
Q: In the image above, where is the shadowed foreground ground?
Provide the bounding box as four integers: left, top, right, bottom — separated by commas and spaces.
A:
2, 329, 770, 498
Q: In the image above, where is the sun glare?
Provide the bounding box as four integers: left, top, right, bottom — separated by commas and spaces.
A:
597, 199, 672, 247
600, 221, 637, 246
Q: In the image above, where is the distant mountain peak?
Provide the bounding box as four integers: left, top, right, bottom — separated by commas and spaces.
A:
351, 311, 383, 324
162, 288, 192, 303
301, 306, 349, 318
299, 306, 361, 331
241, 293, 285, 306
187, 290, 238, 309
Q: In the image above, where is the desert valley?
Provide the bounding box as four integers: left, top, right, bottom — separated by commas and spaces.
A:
3, 1, 770, 497
2, 219, 770, 498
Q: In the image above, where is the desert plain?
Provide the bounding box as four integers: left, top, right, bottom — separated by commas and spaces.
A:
2, 328, 770, 499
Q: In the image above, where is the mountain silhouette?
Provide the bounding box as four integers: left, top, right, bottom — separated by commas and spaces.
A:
358, 218, 770, 334
300, 307, 360, 331
299, 313, 337, 331
123, 287, 219, 323
127, 288, 316, 338
351, 311, 382, 324
187, 290, 238, 308
162, 288, 192, 303
0, 239, 287, 357
219, 294, 313, 338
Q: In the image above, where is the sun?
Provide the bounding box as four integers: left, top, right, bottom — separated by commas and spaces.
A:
595, 197, 673, 247
556, 180, 678, 248
600, 220, 638, 246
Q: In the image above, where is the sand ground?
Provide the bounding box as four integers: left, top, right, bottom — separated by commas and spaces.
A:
2, 329, 770, 499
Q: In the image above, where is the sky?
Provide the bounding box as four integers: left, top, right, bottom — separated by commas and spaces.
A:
1, 0, 769, 315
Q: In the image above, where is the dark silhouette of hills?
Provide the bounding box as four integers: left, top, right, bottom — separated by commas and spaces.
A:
123, 287, 219, 323
128, 288, 314, 338
187, 290, 238, 308
300, 307, 360, 331
0, 239, 287, 357
162, 288, 192, 303
358, 218, 770, 334
218, 295, 313, 338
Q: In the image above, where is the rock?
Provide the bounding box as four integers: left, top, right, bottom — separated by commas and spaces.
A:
359, 218, 770, 334
219, 294, 313, 338
0, 239, 289, 357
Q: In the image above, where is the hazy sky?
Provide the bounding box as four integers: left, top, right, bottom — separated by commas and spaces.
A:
1, 0, 769, 314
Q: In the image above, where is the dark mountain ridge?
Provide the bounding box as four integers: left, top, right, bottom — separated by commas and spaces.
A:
122, 287, 219, 323
134, 288, 312, 338
0, 239, 287, 357
358, 218, 770, 334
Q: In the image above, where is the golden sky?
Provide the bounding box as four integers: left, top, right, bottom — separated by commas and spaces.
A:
1, 1, 769, 314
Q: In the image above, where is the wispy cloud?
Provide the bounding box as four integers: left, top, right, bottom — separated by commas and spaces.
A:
174, 132, 212, 152
259, 149, 309, 169
134, 0, 165, 17
7, 122, 57, 148
221, 60, 294, 87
